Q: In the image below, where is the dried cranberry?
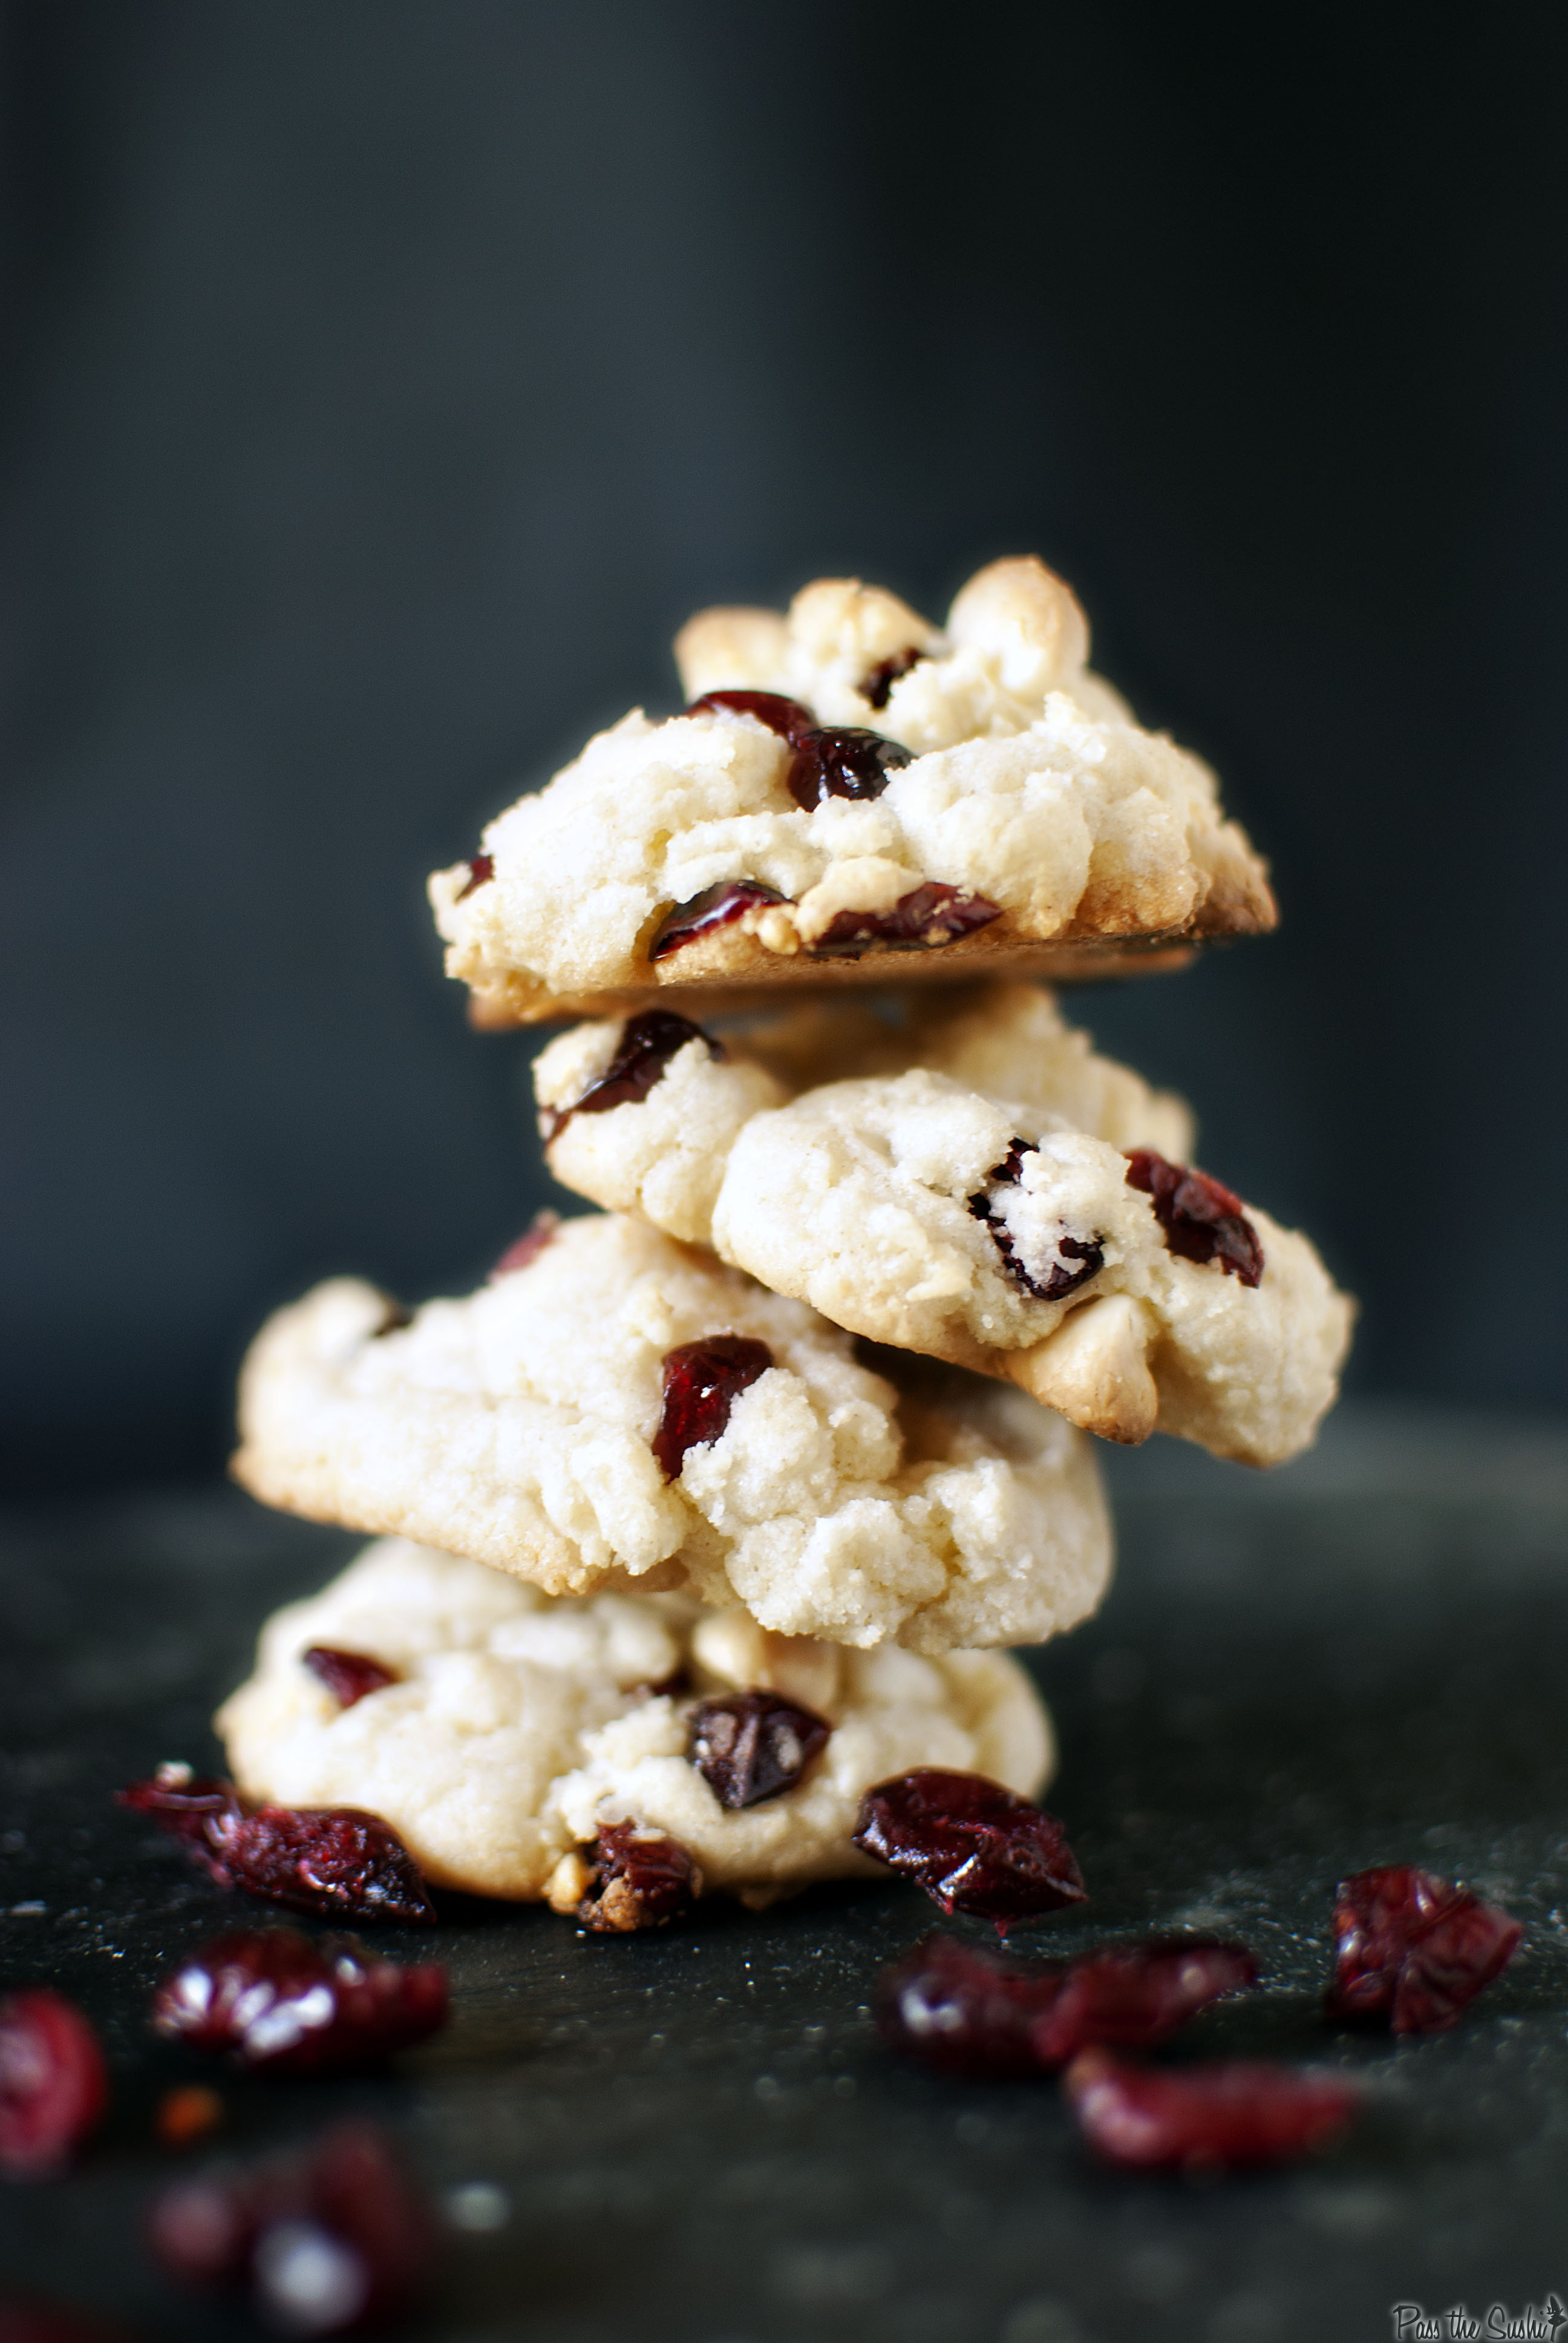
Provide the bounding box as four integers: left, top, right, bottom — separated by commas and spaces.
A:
861, 648, 927, 709
969, 1140, 1106, 1303
1325, 1864, 1521, 2035
150, 2120, 434, 2332
1031, 1938, 1259, 2065
575, 1823, 700, 1933
688, 1691, 831, 1809
544, 1009, 719, 1141
303, 1650, 399, 1709
152, 1929, 449, 2074
875, 1933, 1064, 2079
652, 1335, 774, 1480
456, 853, 494, 900
852, 1769, 1086, 1932
648, 879, 788, 961
685, 689, 817, 744
489, 1210, 561, 1280
874, 1933, 1258, 2080
786, 726, 912, 810
1125, 1150, 1263, 1287
812, 882, 1002, 958
0, 1990, 108, 2179
1063, 2049, 1358, 2171
119, 1775, 435, 1925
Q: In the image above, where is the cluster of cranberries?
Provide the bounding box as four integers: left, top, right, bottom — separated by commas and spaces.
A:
855, 1771, 1521, 2171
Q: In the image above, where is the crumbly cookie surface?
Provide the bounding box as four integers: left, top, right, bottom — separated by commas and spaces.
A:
217, 1537, 1052, 1901
536, 982, 1194, 1246
430, 559, 1275, 1024
232, 1213, 1112, 1651
534, 1013, 1350, 1467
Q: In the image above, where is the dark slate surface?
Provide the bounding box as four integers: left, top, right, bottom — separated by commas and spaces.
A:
2, 1403, 1567, 2342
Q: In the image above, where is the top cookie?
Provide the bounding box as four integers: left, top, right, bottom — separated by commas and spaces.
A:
430, 558, 1276, 1026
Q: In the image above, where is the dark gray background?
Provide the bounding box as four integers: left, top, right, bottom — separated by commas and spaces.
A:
4, 1, 1566, 1496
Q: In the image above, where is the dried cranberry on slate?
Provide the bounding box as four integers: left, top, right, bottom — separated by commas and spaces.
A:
0, 1990, 108, 2179
688, 1691, 831, 1809
490, 1210, 561, 1280
1325, 1864, 1521, 2034
874, 1933, 1258, 2079
1125, 1150, 1264, 1287
544, 1009, 720, 1141
456, 853, 494, 899
786, 726, 912, 810
812, 882, 1002, 958
119, 1774, 435, 1925
652, 1335, 774, 1480
875, 1933, 1065, 2079
969, 1140, 1106, 1303
852, 1769, 1086, 1932
1031, 1938, 1259, 2066
575, 1823, 700, 1933
649, 879, 789, 961
861, 648, 927, 709
1063, 2049, 1359, 2172
152, 1930, 449, 2074
684, 689, 817, 744
150, 2120, 434, 2333
303, 1650, 399, 1709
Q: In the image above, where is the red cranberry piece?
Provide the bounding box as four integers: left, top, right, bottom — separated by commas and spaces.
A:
874, 1932, 1258, 2080
648, 879, 789, 961
688, 1691, 831, 1809
151, 1928, 449, 2074
861, 647, 927, 710
852, 1769, 1086, 1932
1125, 1150, 1264, 1288
575, 1823, 701, 1933
786, 725, 912, 810
685, 689, 817, 744
1031, 1938, 1259, 2065
875, 1933, 1066, 2079
1063, 2048, 1359, 2172
303, 1650, 399, 1709
456, 853, 494, 900
544, 1009, 720, 1141
119, 1775, 435, 1925
812, 881, 1002, 958
0, 1990, 108, 2179
969, 1139, 1106, 1303
150, 2120, 434, 2332
652, 1335, 774, 1480
1325, 1864, 1521, 2035
489, 1210, 561, 1280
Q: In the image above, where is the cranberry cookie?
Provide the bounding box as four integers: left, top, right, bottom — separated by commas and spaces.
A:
217, 1537, 1052, 1903
430, 558, 1275, 1025
533, 1008, 1352, 1468
232, 1213, 1112, 1652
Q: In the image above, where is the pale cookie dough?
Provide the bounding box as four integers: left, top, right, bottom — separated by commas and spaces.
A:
535, 981, 1195, 1247
534, 1021, 1351, 1467
217, 1536, 1053, 1902
429, 557, 1275, 1024
232, 1213, 1112, 1652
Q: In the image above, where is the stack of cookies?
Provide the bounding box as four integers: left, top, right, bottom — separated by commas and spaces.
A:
223, 559, 1354, 1928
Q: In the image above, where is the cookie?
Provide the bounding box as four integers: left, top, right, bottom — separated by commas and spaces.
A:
429, 557, 1275, 1026
231, 1213, 1112, 1652
534, 981, 1195, 1246
216, 1537, 1053, 1903
533, 1007, 1352, 1467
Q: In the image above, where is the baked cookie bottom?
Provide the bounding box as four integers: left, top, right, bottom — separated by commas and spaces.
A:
217, 1537, 1053, 1904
